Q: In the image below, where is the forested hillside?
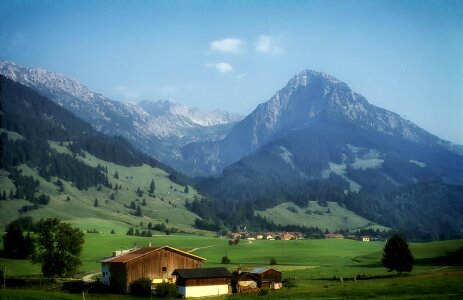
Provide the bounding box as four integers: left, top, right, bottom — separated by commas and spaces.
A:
0, 75, 199, 231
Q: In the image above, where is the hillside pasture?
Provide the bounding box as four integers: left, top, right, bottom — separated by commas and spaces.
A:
256, 201, 389, 232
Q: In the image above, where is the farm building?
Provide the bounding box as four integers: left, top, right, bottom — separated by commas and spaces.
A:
249, 268, 283, 289
100, 246, 206, 293
362, 236, 370, 242
231, 271, 260, 293
172, 267, 232, 298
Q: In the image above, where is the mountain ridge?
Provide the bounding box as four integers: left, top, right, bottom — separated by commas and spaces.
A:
180, 69, 458, 176
0, 60, 242, 167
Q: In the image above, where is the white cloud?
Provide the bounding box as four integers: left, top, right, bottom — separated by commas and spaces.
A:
255, 35, 283, 55
210, 38, 245, 54
205, 62, 234, 73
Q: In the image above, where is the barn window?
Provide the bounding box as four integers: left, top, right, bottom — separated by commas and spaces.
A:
162, 267, 167, 272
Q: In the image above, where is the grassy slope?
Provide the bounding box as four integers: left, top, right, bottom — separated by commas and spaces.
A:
256, 201, 389, 231
0, 139, 204, 234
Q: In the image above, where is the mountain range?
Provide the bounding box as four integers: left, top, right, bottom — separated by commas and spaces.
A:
0, 61, 242, 167
1, 61, 462, 240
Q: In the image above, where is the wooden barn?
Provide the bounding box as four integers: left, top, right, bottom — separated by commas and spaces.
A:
231, 271, 260, 293
249, 268, 283, 289
172, 267, 231, 298
100, 246, 206, 293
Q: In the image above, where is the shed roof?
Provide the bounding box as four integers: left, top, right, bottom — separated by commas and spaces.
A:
249, 267, 281, 274
173, 267, 232, 279
102, 246, 206, 263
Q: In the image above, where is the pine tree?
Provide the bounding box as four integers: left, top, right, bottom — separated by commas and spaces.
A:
382, 234, 414, 273
136, 205, 143, 217
136, 187, 143, 197
126, 227, 134, 236
142, 198, 147, 206
114, 170, 119, 179
1, 190, 6, 200
94, 198, 99, 207
149, 179, 156, 193
9, 189, 14, 199
184, 185, 189, 193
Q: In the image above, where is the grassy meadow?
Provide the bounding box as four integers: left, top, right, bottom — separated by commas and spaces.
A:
1, 233, 462, 299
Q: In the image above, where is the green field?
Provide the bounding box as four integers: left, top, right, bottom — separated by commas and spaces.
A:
1, 234, 462, 299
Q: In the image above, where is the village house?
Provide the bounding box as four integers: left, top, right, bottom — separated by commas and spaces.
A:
100, 246, 206, 293
324, 233, 344, 239
172, 267, 232, 298
362, 236, 370, 242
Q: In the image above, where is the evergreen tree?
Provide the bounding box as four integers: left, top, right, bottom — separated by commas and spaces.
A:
2, 190, 6, 200
136, 205, 143, 217
382, 234, 414, 273
130, 201, 136, 210
9, 189, 14, 199
136, 187, 143, 197
147, 230, 153, 237
184, 185, 189, 193
114, 170, 119, 179
66, 196, 71, 201
135, 229, 140, 236
94, 198, 99, 207
3, 222, 34, 258
149, 179, 156, 193
142, 198, 147, 206
126, 227, 134, 236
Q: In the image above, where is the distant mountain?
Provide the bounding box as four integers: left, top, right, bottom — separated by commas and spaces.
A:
192, 70, 463, 240
0, 75, 201, 230
182, 70, 458, 176
0, 61, 242, 167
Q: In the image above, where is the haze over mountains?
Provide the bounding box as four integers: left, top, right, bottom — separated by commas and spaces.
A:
1, 60, 462, 240
0, 61, 242, 167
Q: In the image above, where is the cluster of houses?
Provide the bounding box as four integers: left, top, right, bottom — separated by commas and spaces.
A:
231, 231, 372, 242
100, 245, 282, 297
230, 231, 304, 241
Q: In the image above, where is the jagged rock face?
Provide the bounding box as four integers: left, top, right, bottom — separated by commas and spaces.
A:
0, 61, 242, 166
180, 70, 456, 176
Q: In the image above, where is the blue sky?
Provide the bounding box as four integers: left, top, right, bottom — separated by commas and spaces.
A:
1, 0, 462, 144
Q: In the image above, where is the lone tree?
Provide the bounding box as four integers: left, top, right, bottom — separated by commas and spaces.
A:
382, 234, 414, 273
33, 218, 85, 278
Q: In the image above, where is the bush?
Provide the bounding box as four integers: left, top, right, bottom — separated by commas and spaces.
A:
130, 277, 152, 296
270, 257, 277, 265
259, 288, 269, 296
155, 282, 178, 298
283, 277, 297, 288
222, 255, 231, 264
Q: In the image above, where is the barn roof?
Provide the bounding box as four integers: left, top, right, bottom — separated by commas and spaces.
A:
249, 267, 281, 274
173, 267, 232, 279
102, 246, 207, 263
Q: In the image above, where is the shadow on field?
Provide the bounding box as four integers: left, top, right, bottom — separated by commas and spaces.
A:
414, 247, 463, 267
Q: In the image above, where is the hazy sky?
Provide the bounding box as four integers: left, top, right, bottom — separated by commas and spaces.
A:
1, 0, 462, 144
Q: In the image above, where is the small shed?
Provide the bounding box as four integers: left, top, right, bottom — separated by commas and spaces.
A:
231, 271, 260, 293
249, 268, 282, 289
172, 267, 231, 298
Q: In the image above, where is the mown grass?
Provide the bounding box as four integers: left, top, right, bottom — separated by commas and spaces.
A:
1, 237, 462, 299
